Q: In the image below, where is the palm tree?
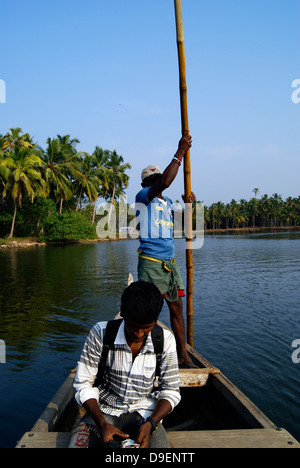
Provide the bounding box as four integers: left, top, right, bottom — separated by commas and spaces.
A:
2, 147, 45, 238
248, 197, 259, 227
92, 146, 110, 168
223, 203, 231, 229
1, 127, 34, 152
259, 194, 271, 226
283, 197, 295, 226
0, 150, 8, 185
295, 196, 300, 225
208, 203, 218, 229
57, 134, 80, 155
252, 187, 260, 198
215, 201, 225, 229
105, 150, 131, 225
270, 193, 283, 227
41, 136, 80, 213
239, 199, 249, 228
229, 199, 239, 228
74, 153, 101, 223
92, 146, 111, 198
0, 150, 9, 210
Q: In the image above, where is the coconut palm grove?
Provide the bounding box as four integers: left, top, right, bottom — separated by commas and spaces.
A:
0, 128, 131, 241
0, 128, 299, 242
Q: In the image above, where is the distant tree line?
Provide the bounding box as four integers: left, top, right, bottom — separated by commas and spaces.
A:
0, 128, 131, 240
201, 188, 300, 230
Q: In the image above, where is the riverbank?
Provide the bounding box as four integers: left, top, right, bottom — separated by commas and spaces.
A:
0, 238, 46, 249
204, 225, 300, 235
0, 236, 126, 249
1, 226, 300, 249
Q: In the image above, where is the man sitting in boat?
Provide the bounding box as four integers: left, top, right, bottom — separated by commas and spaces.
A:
70, 281, 181, 448
135, 132, 196, 368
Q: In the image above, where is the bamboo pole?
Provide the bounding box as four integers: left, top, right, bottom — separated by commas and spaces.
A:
174, 0, 194, 347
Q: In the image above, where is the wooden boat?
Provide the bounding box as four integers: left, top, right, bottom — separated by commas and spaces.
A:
15, 347, 300, 449
15, 275, 300, 449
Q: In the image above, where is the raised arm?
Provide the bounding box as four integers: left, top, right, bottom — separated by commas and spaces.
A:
147, 132, 192, 202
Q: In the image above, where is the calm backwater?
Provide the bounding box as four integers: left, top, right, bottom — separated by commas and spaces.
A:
0, 232, 300, 447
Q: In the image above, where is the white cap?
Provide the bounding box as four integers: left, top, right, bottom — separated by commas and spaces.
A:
141, 165, 162, 182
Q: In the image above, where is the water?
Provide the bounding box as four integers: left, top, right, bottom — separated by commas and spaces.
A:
0, 232, 300, 447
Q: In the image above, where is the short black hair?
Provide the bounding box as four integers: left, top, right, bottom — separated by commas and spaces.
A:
141, 173, 162, 188
121, 281, 163, 324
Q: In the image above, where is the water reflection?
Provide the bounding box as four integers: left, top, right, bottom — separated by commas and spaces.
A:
0, 242, 141, 372
1, 233, 300, 447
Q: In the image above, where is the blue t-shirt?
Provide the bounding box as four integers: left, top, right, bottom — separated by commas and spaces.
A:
135, 187, 180, 260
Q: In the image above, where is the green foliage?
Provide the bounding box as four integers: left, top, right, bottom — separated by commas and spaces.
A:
203, 193, 300, 230
0, 211, 13, 237
0, 128, 131, 240
40, 211, 96, 242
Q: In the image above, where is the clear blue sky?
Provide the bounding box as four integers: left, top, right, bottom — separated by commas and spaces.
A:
1, 0, 299, 206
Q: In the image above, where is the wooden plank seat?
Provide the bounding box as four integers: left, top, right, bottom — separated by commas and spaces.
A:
16, 428, 300, 449
167, 428, 300, 448
16, 432, 71, 449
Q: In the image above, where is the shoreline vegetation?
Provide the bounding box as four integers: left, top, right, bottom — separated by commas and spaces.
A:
1, 129, 300, 247
0, 128, 131, 241
1, 226, 300, 249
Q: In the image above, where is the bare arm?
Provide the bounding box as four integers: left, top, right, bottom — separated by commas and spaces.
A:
135, 399, 172, 448
148, 132, 192, 202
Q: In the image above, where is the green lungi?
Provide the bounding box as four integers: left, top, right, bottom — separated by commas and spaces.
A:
138, 254, 185, 303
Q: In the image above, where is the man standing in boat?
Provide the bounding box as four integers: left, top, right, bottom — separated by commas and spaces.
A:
135, 132, 196, 368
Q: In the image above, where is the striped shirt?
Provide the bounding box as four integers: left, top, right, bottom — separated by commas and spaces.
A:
74, 321, 181, 418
